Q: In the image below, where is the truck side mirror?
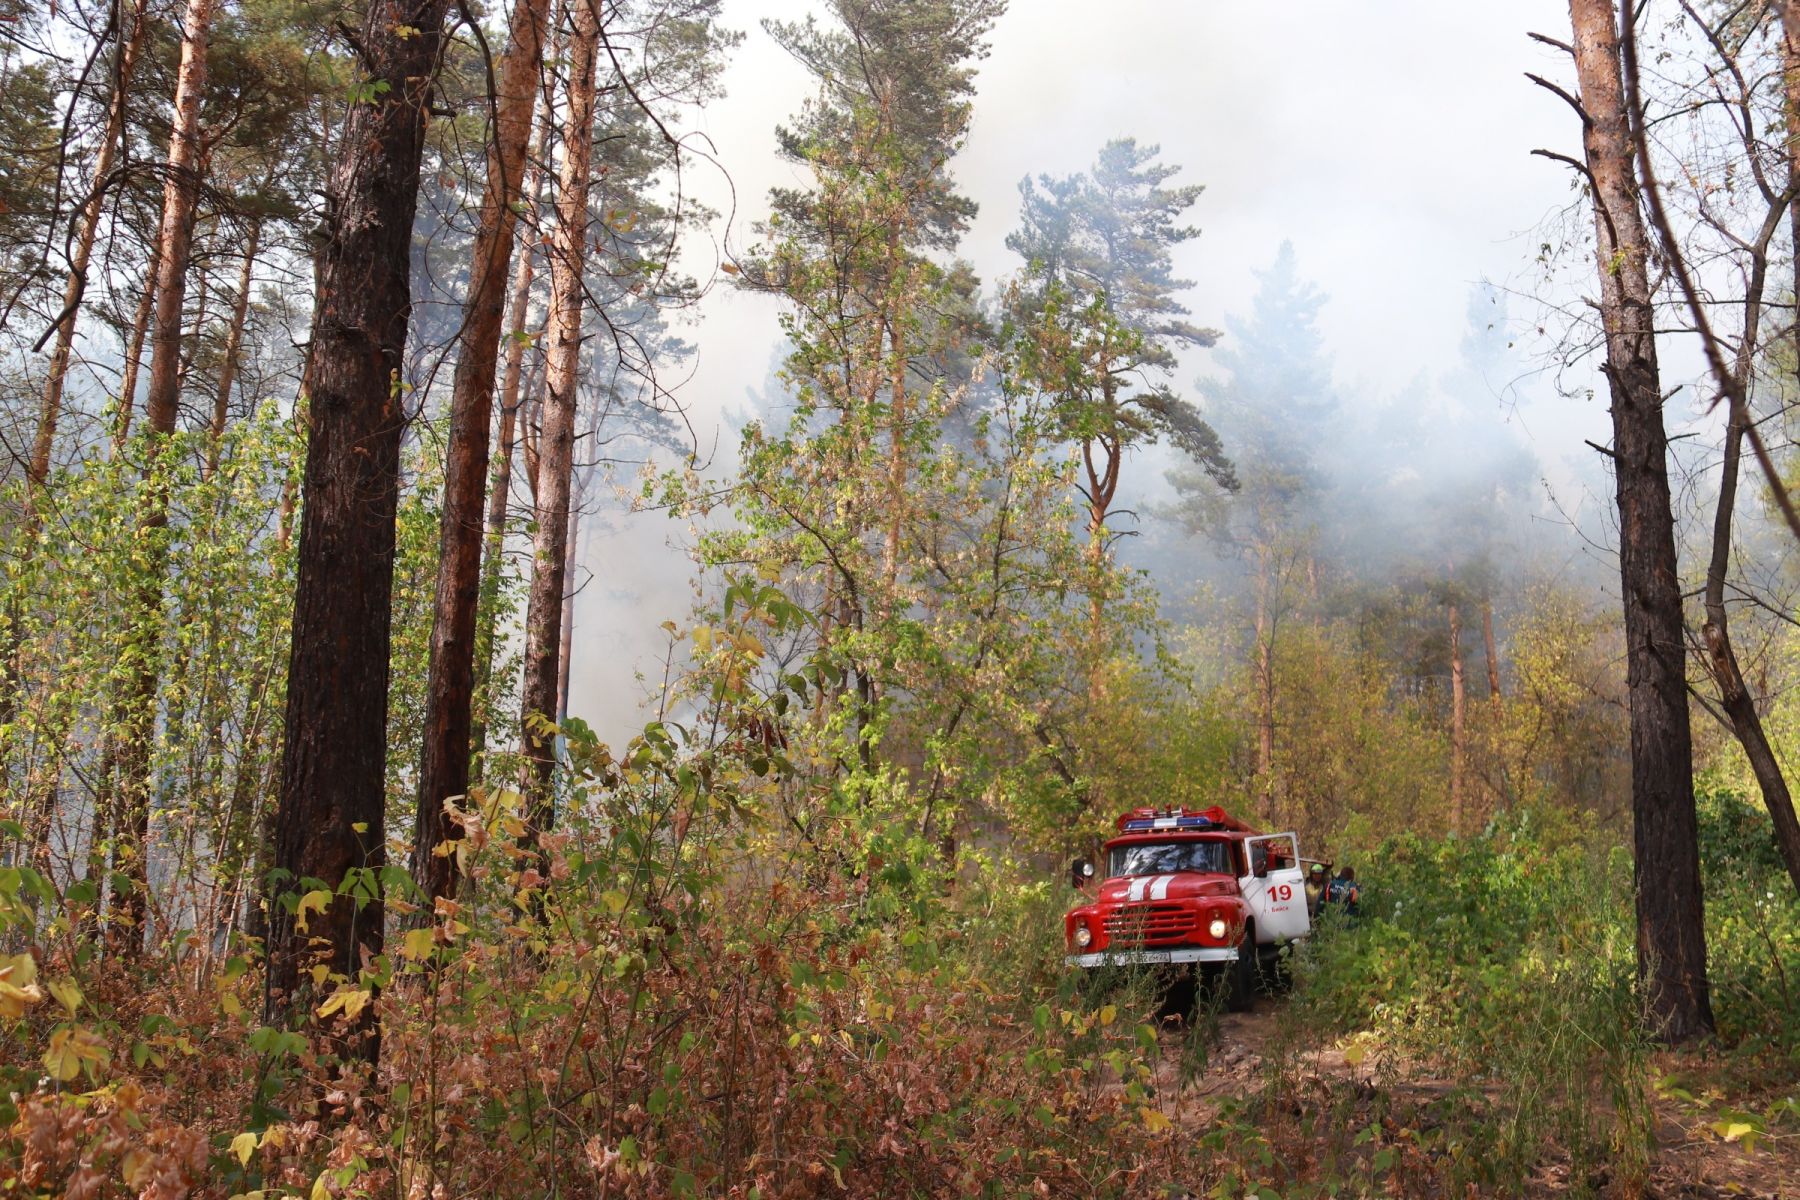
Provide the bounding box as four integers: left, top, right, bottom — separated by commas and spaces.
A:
1069, 858, 1095, 890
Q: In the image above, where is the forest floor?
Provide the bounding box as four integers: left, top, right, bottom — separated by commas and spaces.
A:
1145, 1000, 1799, 1198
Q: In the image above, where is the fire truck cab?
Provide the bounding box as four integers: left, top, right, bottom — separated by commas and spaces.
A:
1063, 806, 1311, 1010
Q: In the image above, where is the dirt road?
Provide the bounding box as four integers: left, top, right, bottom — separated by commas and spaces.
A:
1142, 1000, 1797, 1198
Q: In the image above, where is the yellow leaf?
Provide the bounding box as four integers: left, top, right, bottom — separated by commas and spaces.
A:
1, 953, 38, 989
295, 889, 332, 933
316, 987, 372, 1022
311, 1173, 332, 1200
1098, 1004, 1117, 1027
230, 1131, 260, 1167
43, 1024, 108, 1082
1344, 1041, 1369, 1067
219, 991, 242, 1017
399, 928, 435, 961
310, 964, 331, 986
601, 890, 628, 914
692, 625, 713, 653
0, 954, 42, 1019
1712, 1120, 1756, 1142
1140, 1106, 1173, 1134
46, 977, 81, 1016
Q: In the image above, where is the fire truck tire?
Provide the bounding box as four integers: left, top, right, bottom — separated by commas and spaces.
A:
1256, 943, 1292, 994
1225, 933, 1256, 1012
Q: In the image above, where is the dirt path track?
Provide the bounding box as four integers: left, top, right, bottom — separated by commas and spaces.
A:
1139, 1000, 1798, 1198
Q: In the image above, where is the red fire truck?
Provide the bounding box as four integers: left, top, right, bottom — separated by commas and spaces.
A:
1063, 806, 1314, 1011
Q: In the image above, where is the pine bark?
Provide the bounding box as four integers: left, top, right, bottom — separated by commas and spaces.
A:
412, 0, 552, 901
266, 0, 456, 1052
1567, 0, 1713, 1040
519, 0, 601, 837
112, 0, 217, 951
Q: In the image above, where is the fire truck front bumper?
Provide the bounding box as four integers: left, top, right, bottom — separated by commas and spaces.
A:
1065, 947, 1241, 968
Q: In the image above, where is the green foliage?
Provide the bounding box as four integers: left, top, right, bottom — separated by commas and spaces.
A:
1283, 815, 1653, 1194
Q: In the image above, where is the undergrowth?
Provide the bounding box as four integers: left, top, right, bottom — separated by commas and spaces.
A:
3, 780, 1797, 1197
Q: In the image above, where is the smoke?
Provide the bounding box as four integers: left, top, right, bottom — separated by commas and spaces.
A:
563, 0, 1625, 747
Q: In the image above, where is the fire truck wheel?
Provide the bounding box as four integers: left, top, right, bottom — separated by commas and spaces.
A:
1256, 943, 1293, 994
1225, 934, 1256, 1013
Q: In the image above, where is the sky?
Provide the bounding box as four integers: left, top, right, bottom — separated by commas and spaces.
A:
562, 0, 1625, 744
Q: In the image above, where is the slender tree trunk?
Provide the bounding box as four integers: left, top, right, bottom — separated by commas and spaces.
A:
205, 217, 262, 480
1253, 542, 1275, 816
30, 0, 149, 493
1782, 4, 1800, 373
519, 0, 601, 839
1568, 0, 1713, 1040
1701, 405, 1800, 897
1689, 182, 1800, 898
113, 246, 158, 451
470, 234, 540, 769
1483, 599, 1501, 707
112, 0, 217, 953
266, 0, 455, 1057
1448, 599, 1465, 835
555, 500, 581, 724
412, 0, 552, 901
879, 236, 909, 598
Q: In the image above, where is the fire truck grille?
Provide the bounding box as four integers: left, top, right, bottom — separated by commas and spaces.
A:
1103, 903, 1195, 946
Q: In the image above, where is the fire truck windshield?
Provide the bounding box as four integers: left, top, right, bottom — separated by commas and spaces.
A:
1108, 840, 1232, 878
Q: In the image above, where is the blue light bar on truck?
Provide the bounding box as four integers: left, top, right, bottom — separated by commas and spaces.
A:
1120, 814, 1219, 832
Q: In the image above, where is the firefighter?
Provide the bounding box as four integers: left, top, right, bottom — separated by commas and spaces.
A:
1305, 862, 1330, 916
1326, 865, 1361, 919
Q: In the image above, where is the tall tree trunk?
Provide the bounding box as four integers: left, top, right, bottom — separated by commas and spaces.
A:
1448, 599, 1465, 835
30, 0, 149, 493
1684, 142, 1800, 898
112, 244, 158, 452
879, 235, 909, 599
112, 0, 217, 953
1701, 402, 1800, 897
1782, 4, 1800, 374
1482, 599, 1501, 707
266, 0, 455, 1056
470, 224, 541, 769
1567, 0, 1713, 1040
519, 0, 601, 839
555, 501, 581, 724
412, 0, 552, 901
205, 216, 262, 480
1253, 542, 1275, 818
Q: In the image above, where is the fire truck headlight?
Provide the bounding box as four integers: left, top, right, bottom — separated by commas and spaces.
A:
1208, 918, 1228, 940
1073, 924, 1093, 948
